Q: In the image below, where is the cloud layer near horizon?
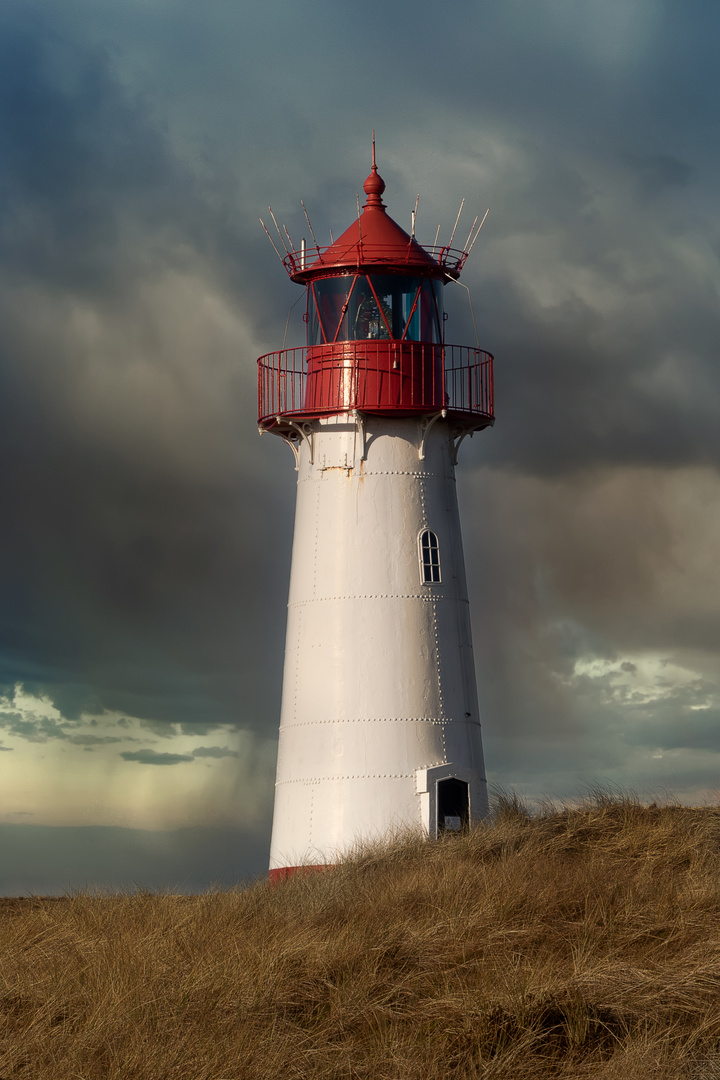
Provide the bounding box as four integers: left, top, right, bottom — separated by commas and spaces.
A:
1, 0, 719, 890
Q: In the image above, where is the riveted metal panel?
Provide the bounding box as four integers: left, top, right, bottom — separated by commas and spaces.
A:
269, 417, 488, 869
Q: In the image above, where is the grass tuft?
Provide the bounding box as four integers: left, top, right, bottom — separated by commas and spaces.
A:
2, 795, 720, 1077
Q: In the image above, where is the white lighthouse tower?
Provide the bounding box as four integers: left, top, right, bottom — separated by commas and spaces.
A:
258, 148, 494, 881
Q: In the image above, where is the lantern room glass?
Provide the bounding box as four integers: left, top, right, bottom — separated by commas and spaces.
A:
308, 275, 443, 346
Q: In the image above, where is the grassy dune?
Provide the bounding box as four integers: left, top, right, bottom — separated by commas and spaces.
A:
2, 796, 720, 1078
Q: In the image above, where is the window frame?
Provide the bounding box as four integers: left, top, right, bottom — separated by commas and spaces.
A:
418, 528, 441, 585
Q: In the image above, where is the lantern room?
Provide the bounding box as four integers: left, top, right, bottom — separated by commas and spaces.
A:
257, 150, 494, 432
307, 274, 443, 346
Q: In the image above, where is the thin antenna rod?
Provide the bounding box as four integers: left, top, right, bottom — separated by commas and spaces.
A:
411, 193, 420, 238
467, 208, 489, 255
282, 293, 304, 350
451, 279, 481, 349
462, 215, 479, 252
356, 193, 362, 242
268, 207, 290, 254
433, 223, 441, 250
259, 218, 286, 266
283, 224, 296, 252
301, 200, 320, 252
329, 227, 334, 243
448, 198, 465, 249
372, 129, 376, 167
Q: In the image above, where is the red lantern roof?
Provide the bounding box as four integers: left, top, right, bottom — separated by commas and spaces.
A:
281, 152, 470, 284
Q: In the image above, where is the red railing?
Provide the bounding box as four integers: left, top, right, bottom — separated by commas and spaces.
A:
257, 343, 494, 428
282, 242, 469, 280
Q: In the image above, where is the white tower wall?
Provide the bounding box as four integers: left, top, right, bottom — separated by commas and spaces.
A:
269, 414, 488, 871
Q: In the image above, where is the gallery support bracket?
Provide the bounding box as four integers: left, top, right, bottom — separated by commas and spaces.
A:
258, 416, 315, 470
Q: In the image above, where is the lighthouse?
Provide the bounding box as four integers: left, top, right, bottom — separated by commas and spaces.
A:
258, 147, 494, 880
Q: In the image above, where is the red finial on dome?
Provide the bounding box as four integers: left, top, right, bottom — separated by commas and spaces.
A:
362, 130, 386, 208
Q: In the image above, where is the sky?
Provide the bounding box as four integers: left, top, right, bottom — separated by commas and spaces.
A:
1, 0, 719, 894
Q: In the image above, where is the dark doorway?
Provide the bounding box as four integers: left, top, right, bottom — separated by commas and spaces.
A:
437, 778, 470, 834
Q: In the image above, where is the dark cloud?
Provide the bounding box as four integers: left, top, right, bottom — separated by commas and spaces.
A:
0, 709, 131, 745
0, 7, 295, 740
630, 154, 695, 197
0, 0, 718, 888
624, 707, 720, 753
460, 463, 720, 796
67, 734, 128, 747
0, 10, 186, 294
0, 712, 68, 743
192, 746, 239, 759
120, 750, 194, 766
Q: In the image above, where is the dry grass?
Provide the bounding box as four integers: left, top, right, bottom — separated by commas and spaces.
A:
3, 795, 720, 1078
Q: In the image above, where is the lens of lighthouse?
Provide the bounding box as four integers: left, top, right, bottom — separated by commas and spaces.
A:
308, 275, 443, 345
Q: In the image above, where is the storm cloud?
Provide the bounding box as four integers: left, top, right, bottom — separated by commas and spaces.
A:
120, 750, 194, 766
1, 0, 719, 890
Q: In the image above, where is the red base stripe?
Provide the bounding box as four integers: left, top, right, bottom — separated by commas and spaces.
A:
269, 864, 330, 885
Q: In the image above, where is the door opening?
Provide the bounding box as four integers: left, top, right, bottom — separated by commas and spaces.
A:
437, 777, 470, 834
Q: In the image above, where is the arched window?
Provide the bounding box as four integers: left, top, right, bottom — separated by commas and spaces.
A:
419, 530, 441, 585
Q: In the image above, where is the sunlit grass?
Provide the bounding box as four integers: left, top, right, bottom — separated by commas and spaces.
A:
2, 794, 720, 1077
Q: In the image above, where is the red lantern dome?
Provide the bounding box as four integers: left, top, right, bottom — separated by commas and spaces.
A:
258, 148, 494, 432
286, 159, 441, 283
